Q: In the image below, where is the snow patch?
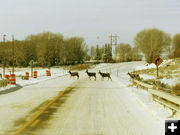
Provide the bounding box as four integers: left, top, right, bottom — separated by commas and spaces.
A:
135, 59, 172, 71
160, 78, 179, 87
140, 74, 155, 80
0, 68, 68, 92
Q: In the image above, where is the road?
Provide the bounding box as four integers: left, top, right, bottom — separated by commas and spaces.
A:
0, 62, 164, 135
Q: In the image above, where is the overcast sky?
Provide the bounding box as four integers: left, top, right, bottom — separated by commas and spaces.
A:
0, 0, 180, 46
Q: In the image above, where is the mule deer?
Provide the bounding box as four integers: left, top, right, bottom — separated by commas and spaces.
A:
68, 70, 79, 79
98, 70, 112, 81
127, 72, 140, 80
86, 70, 96, 80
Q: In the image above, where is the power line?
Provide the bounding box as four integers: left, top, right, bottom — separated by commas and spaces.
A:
109, 34, 119, 46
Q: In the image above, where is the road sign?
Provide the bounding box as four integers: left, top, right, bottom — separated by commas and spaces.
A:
152, 56, 163, 79
152, 56, 163, 67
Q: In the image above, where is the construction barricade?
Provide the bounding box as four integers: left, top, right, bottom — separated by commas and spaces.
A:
4, 75, 10, 80
9, 74, 16, 85
33, 71, 37, 78
25, 72, 29, 80
46, 70, 51, 76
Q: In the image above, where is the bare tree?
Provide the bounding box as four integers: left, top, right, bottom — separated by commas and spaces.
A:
173, 33, 180, 57
134, 28, 171, 63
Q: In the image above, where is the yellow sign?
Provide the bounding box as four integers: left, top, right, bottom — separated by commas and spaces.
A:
152, 56, 163, 67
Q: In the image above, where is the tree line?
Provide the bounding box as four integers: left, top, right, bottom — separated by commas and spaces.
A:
90, 43, 142, 62
0, 32, 88, 67
90, 44, 113, 62
134, 28, 180, 63
90, 28, 180, 63
0, 29, 180, 67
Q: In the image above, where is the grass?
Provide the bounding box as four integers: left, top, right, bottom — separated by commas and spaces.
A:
134, 58, 180, 93
68, 64, 91, 71
172, 83, 180, 96
135, 58, 180, 79
0, 79, 9, 88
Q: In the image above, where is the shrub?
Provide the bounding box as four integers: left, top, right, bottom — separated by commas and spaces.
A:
0, 79, 9, 87
69, 64, 90, 71
172, 83, 180, 96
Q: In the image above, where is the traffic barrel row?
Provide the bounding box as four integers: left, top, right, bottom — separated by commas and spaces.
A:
3, 74, 16, 85
3, 70, 51, 85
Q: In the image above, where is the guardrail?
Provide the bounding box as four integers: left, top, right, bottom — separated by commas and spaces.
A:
133, 79, 154, 90
132, 79, 180, 117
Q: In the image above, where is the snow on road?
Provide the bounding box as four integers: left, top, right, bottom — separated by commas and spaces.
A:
0, 75, 75, 135
0, 62, 168, 135
28, 62, 164, 135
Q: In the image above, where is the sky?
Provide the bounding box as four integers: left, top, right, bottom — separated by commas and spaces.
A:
0, 0, 180, 46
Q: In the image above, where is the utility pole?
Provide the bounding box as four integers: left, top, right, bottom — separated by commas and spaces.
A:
115, 34, 118, 47
115, 34, 119, 59
109, 34, 119, 59
110, 34, 113, 48
12, 35, 15, 74
2, 34, 6, 77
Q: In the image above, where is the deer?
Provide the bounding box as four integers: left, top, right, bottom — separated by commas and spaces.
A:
98, 70, 112, 81
86, 69, 96, 80
127, 72, 140, 80
68, 70, 79, 79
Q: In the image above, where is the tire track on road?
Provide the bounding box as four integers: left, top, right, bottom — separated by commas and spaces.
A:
14, 86, 75, 135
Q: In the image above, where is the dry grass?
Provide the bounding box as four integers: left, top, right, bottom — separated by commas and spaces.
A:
0, 79, 9, 87
135, 58, 180, 93
172, 83, 180, 96
141, 79, 171, 90
69, 64, 91, 71
135, 58, 180, 80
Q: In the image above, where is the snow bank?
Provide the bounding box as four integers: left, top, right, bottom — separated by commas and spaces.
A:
110, 62, 172, 122
160, 78, 179, 87
140, 74, 155, 80
0, 67, 68, 92
131, 87, 172, 120
135, 59, 172, 70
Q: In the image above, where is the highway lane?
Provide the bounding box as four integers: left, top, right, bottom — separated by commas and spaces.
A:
13, 62, 164, 135
0, 74, 76, 135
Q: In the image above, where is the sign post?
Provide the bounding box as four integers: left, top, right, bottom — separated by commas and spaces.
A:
29, 60, 34, 77
152, 56, 163, 79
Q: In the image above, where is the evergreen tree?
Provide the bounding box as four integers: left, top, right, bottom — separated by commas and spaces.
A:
95, 45, 101, 60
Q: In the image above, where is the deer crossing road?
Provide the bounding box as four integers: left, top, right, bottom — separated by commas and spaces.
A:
1, 62, 163, 135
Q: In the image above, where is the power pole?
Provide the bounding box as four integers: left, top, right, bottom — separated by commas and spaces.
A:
115, 34, 118, 46
109, 34, 119, 59
110, 34, 113, 48
114, 34, 119, 59
2, 34, 6, 77
12, 35, 15, 74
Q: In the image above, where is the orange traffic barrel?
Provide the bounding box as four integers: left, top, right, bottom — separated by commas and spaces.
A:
33, 71, 37, 78
25, 72, 29, 80
4, 75, 10, 79
9, 74, 16, 85
46, 70, 51, 76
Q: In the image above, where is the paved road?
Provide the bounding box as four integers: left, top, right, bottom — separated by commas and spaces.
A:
2, 62, 164, 135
